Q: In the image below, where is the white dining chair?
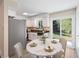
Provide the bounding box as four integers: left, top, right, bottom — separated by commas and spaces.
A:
53, 38, 67, 58
14, 42, 35, 58
28, 33, 37, 40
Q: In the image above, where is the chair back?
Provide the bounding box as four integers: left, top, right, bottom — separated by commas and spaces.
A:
59, 38, 67, 56
14, 42, 23, 58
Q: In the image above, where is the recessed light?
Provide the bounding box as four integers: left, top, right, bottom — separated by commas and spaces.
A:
22, 12, 28, 15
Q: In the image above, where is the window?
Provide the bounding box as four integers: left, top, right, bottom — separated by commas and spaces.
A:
38, 20, 43, 28
53, 20, 60, 39
62, 18, 72, 40
53, 18, 72, 40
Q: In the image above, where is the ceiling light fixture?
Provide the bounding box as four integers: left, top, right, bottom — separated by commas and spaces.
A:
22, 12, 28, 16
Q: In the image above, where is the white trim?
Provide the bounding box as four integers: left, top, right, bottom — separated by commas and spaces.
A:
60, 19, 62, 37
4, 0, 9, 57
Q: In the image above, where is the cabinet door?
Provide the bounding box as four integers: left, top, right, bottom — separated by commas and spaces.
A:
43, 18, 49, 27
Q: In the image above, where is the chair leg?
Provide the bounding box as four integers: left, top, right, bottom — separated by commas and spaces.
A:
46, 56, 51, 58
36, 56, 39, 58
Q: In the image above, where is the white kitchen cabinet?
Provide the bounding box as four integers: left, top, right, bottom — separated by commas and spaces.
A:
26, 17, 37, 27
43, 18, 49, 27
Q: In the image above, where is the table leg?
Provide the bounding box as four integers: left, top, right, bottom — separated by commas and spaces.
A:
36, 56, 39, 58
46, 56, 52, 58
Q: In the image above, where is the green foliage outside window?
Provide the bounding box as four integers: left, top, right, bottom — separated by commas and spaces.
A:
53, 18, 72, 40
62, 18, 72, 37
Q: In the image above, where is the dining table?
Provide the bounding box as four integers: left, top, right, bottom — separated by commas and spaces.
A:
26, 38, 64, 57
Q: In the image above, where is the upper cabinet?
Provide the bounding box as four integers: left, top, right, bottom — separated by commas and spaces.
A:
26, 18, 37, 27
26, 14, 49, 28
42, 17, 49, 27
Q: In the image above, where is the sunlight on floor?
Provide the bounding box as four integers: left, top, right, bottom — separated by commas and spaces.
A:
65, 47, 77, 58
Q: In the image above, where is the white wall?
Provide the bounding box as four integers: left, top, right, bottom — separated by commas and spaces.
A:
76, 3, 79, 57
0, 0, 4, 57
8, 9, 26, 20
8, 17, 26, 57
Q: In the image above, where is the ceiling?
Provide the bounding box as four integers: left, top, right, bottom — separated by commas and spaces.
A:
8, 0, 79, 16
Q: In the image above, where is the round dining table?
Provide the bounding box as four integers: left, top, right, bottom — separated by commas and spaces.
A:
26, 39, 64, 57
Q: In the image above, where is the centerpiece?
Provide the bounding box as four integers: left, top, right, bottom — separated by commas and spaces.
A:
44, 46, 53, 52
44, 38, 54, 52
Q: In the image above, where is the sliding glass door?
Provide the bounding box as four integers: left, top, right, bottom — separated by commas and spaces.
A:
62, 18, 72, 40
53, 20, 60, 39
53, 18, 72, 40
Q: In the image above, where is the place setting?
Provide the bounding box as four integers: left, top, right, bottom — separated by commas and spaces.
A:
29, 42, 37, 47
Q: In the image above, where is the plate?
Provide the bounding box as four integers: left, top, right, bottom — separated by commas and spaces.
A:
29, 43, 37, 47
51, 40, 57, 44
